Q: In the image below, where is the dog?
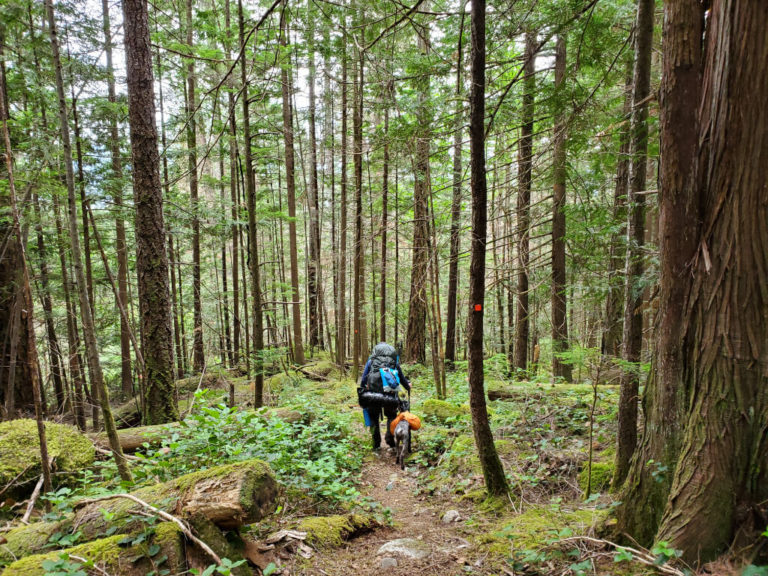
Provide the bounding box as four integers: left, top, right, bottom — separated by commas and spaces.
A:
393, 418, 410, 470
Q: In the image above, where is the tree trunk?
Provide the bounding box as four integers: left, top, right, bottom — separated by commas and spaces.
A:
53, 188, 86, 429
551, 35, 572, 382
655, 1, 768, 561
445, 14, 465, 368
336, 23, 348, 369
240, 0, 265, 403
514, 32, 535, 373
46, 0, 131, 481
466, 0, 508, 496
0, 60, 52, 491
612, 0, 654, 490
70, 94, 100, 430
352, 26, 367, 377
280, 0, 306, 366
306, 0, 321, 350
602, 61, 633, 357
101, 0, 132, 397
379, 87, 391, 343
123, 0, 179, 425
614, 0, 703, 545
155, 44, 184, 380
405, 7, 431, 364
33, 192, 66, 411
185, 0, 205, 373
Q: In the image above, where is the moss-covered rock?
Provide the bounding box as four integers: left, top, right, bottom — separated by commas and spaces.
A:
297, 514, 376, 548
0, 420, 95, 491
1, 522, 186, 576
422, 399, 469, 423
578, 460, 614, 494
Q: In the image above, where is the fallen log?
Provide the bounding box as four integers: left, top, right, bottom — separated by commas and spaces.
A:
89, 422, 180, 452
74, 459, 279, 536
2, 522, 187, 576
92, 409, 304, 452
0, 459, 279, 563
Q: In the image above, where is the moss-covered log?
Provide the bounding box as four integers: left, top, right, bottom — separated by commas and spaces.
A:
0, 459, 278, 564
89, 422, 180, 452
0, 420, 95, 493
1, 522, 187, 576
74, 459, 278, 537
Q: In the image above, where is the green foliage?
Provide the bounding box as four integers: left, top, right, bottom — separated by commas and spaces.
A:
130, 390, 364, 504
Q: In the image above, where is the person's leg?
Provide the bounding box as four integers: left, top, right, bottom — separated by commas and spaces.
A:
369, 405, 382, 450
384, 404, 398, 447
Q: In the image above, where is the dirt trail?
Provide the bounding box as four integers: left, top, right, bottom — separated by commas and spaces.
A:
303, 449, 484, 576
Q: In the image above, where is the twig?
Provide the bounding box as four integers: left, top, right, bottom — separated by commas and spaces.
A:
69, 555, 114, 576
0, 464, 33, 497
93, 446, 140, 462
185, 364, 208, 417
21, 475, 44, 524
557, 536, 687, 576
74, 494, 221, 564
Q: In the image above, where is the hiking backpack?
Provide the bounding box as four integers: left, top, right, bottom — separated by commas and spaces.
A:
365, 343, 401, 394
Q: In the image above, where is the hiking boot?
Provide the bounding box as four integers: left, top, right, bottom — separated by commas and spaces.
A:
385, 432, 395, 448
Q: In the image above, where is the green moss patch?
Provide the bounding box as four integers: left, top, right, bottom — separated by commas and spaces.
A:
578, 460, 614, 494
422, 399, 469, 423
297, 514, 377, 548
0, 420, 95, 490
476, 506, 603, 554
1, 523, 185, 576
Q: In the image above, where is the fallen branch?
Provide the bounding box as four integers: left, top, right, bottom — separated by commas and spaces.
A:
76, 493, 221, 565
20, 475, 44, 525
557, 535, 687, 576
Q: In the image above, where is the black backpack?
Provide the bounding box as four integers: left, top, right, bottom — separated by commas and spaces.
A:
365, 343, 400, 394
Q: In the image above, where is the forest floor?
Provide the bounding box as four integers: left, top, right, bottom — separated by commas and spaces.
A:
1, 355, 678, 576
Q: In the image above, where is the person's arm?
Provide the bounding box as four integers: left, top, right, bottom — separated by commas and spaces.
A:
360, 360, 372, 386
397, 365, 411, 391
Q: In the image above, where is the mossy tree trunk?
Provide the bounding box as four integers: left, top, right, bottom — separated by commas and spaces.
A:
122, 0, 178, 425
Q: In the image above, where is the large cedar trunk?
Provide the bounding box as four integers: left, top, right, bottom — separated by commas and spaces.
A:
123, 0, 178, 425
612, 0, 654, 489
652, 0, 768, 563
466, 0, 507, 496
614, 0, 703, 544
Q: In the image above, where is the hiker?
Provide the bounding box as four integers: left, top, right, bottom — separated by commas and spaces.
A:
357, 342, 411, 451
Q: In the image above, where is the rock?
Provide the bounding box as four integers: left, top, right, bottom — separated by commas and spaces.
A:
376, 538, 431, 560
442, 509, 461, 523
380, 557, 398, 569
